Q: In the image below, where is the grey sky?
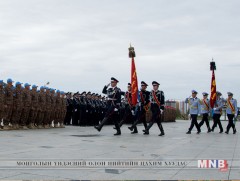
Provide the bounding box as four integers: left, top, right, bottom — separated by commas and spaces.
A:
1, 0, 240, 100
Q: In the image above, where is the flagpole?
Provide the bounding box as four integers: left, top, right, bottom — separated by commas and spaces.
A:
128, 44, 138, 106
210, 60, 216, 121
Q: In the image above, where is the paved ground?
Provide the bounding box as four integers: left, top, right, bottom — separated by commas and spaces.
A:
0, 120, 239, 180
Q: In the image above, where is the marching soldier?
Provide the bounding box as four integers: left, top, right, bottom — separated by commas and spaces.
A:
128, 81, 150, 133
143, 81, 165, 136
11, 82, 23, 130
185, 90, 201, 134
36, 86, 46, 128
199, 92, 211, 133
211, 91, 224, 133
0, 80, 4, 129
225, 92, 237, 134
94, 77, 122, 135
43, 87, 51, 128
79, 91, 87, 126
28, 85, 39, 129
54, 90, 61, 128
60, 91, 66, 128
114, 83, 135, 131
4, 79, 14, 130
20, 83, 32, 129
50, 89, 56, 127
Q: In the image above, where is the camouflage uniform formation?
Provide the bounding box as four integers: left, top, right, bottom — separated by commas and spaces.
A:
0, 79, 67, 131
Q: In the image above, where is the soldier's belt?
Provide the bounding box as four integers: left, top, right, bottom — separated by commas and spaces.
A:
106, 98, 117, 101
190, 106, 197, 109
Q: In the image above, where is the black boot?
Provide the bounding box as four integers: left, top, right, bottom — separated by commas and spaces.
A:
114, 122, 121, 136
143, 129, 149, 135
131, 127, 138, 134
158, 132, 165, 136
225, 131, 229, 134
94, 117, 108, 132
207, 128, 211, 133
157, 122, 164, 136
114, 130, 121, 136
128, 126, 134, 131
186, 131, 191, 134
233, 128, 237, 134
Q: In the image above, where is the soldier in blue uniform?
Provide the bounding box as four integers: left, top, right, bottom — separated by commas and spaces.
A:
94, 77, 122, 135
199, 92, 211, 133
225, 92, 237, 134
185, 90, 201, 134
128, 81, 150, 134
211, 91, 224, 133
143, 81, 165, 136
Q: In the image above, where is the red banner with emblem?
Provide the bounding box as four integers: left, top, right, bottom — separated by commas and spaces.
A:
210, 70, 216, 108
131, 57, 138, 106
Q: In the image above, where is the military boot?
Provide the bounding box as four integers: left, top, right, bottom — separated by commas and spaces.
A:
94, 117, 108, 132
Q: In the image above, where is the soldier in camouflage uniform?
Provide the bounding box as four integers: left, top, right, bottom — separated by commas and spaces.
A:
36, 86, 46, 128
60, 91, 66, 128
0, 80, 5, 129
3, 79, 14, 130
43, 87, 51, 128
28, 85, 39, 129
11, 82, 23, 130
54, 90, 61, 128
50, 89, 56, 128
20, 83, 32, 129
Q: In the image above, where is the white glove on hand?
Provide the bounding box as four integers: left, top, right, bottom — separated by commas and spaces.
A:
235, 114, 238, 118
114, 108, 118, 112
198, 114, 201, 116
213, 108, 217, 111
188, 114, 191, 120
160, 109, 163, 114
131, 110, 135, 115
75, 109, 77, 112
86, 110, 88, 113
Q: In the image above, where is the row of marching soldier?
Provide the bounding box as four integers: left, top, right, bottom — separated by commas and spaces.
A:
0, 79, 66, 130
185, 90, 238, 134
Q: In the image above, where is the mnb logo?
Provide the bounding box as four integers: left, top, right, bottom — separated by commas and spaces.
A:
198, 160, 228, 172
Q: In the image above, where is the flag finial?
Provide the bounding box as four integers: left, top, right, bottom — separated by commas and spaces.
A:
128, 44, 136, 58
210, 60, 216, 71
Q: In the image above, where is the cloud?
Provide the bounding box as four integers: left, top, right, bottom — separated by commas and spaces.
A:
1, 0, 240, 100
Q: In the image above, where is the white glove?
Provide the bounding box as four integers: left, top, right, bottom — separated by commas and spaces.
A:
213, 108, 217, 111
114, 108, 118, 112
188, 114, 191, 120
86, 110, 88, 113
75, 109, 77, 112
235, 114, 238, 118
160, 109, 163, 114
131, 110, 135, 115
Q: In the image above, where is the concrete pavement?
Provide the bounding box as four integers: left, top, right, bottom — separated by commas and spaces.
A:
0, 120, 239, 180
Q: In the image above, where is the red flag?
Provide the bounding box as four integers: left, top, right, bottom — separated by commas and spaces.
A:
131, 57, 138, 106
210, 70, 216, 108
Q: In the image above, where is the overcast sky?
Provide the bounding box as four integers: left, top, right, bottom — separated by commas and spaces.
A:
1, 0, 240, 100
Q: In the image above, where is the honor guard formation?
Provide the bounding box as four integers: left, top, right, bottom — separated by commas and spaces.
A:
0, 79, 66, 130
94, 77, 166, 136
185, 90, 237, 135
1, 77, 237, 136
